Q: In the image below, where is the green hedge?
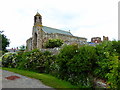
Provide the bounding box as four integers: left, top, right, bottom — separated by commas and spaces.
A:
94, 41, 120, 88
56, 45, 96, 87
2, 41, 120, 88
2, 49, 56, 73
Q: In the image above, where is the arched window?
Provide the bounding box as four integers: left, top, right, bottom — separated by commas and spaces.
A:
34, 16, 37, 23
34, 33, 37, 48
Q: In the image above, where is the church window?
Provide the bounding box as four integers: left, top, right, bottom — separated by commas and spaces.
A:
34, 33, 37, 48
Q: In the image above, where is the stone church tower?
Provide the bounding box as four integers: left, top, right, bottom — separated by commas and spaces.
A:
32, 12, 43, 49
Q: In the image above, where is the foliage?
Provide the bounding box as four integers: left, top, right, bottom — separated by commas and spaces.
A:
2, 49, 56, 73
45, 39, 63, 48
2, 52, 18, 68
94, 41, 120, 88
94, 41, 113, 78
0, 31, 10, 52
2, 40, 120, 88
56, 44, 79, 79
19, 45, 26, 51
105, 55, 120, 88
111, 41, 120, 54
56, 45, 96, 87
15, 49, 54, 73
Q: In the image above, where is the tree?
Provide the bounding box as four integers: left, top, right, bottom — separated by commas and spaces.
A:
0, 31, 10, 52
45, 39, 63, 48
19, 45, 26, 51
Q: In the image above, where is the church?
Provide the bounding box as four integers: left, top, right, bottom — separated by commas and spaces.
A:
26, 12, 87, 51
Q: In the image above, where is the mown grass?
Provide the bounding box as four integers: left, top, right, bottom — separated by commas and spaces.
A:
2, 67, 79, 88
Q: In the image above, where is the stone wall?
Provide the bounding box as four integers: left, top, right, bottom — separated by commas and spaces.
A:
103, 36, 109, 41
26, 37, 32, 51
42, 33, 87, 47
40, 47, 61, 55
26, 31, 87, 51
91, 37, 101, 43
32, 26, 43, 50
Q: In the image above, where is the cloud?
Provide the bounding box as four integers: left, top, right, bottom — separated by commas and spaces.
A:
0, 0, 119, 48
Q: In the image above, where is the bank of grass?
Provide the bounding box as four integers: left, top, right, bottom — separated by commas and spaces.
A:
2, 67, 79, 88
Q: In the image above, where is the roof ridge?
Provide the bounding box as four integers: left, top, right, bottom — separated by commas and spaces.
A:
43, 26, 70, 33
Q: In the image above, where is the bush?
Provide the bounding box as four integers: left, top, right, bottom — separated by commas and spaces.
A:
94, 41, 114, 78
2, 40, 120, 88
56, 45, 79, 79
7, 49, 56, 73
45, 39, 63, 48
105, 55, 120, 88
94, 41, 120, 88
111, 41, 120, 54
2, 49, 56, 73
56, 45, 96, 87
2, 52, 18, 68
55, 41, 120, 88
16, 49, 46, 72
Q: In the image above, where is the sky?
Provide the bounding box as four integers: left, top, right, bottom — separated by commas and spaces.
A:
0, 0, 119, 49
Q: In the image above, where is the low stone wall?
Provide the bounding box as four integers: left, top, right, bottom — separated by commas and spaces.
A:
40, 47, 61, 55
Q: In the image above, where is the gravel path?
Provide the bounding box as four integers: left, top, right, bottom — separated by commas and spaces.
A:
1, 70, 54, 89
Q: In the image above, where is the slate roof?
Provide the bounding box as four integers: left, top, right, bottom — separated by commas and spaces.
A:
42, 26, 73, 36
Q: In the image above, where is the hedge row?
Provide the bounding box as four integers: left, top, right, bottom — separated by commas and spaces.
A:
2, 49, 56, 73
2, 41, 120, 88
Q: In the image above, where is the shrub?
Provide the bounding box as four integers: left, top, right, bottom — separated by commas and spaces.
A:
94, 41, 114, 78
18, 49, 46, 72
2, 40, 120, 88
15, 49, 56, 73
43, 51, 57, 74
67, 45, 96, 87
111, 41, 120, 54
94, 41, 120, 88
105, 55, 120, 88
56, 45, 96, 87
56, 45, 79, 79
2, 52, 18, 68
45, 39, 63, 48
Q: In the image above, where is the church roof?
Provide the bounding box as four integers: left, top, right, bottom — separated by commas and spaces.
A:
42, 26, 73, 36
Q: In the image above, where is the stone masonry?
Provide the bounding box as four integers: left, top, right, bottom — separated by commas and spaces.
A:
26, 12, 87, 51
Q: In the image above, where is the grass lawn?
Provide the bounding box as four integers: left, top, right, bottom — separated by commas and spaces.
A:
2, 67, 79, 88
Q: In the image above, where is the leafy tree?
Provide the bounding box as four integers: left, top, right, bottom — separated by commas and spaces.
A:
45, 39, 63, 48
0, 31, 10, 52
19, 45, 26, 51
